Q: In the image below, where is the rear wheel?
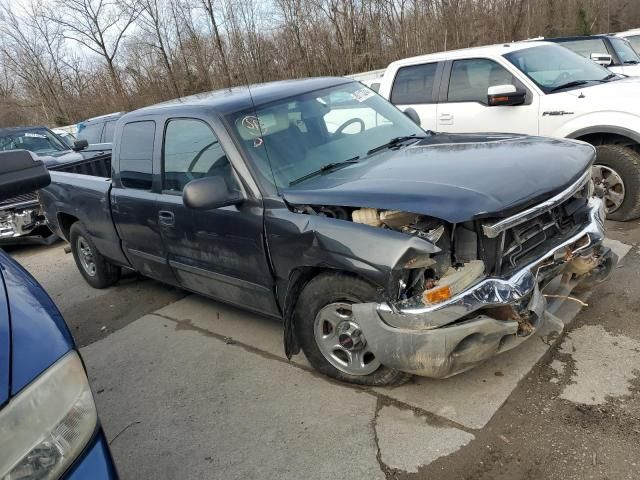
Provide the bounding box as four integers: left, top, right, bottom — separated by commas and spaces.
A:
593, 145, 640, 221
294, 272, 412, 386
69, 222, 120, 289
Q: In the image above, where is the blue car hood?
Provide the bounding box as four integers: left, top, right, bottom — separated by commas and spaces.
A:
282, 134, 595, 223
0, 250, 73, 406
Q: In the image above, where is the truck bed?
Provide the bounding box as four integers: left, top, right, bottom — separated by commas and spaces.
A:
49, 153, 112, 178
39, 164, 130, 268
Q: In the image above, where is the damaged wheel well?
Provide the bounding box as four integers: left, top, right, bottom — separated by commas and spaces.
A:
281, 266, 381, 358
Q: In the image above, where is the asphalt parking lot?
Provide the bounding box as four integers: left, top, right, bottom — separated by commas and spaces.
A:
6, 221, 640, 480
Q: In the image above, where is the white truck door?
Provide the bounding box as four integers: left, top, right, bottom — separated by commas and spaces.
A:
384, 61, 442, 131
436, 58, 539, 135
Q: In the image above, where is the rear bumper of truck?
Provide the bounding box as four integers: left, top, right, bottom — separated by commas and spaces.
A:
353, 197, 616, 378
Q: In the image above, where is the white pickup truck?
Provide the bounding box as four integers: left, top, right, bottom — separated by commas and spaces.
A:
375, 41, 640, 221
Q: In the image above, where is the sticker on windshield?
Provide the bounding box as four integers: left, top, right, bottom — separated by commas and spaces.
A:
24, 133, 47, 139
351, 87, 375, 103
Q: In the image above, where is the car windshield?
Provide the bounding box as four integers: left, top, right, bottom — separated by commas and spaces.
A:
624, 35, 640, 53
504, 45, 616, 93
228, 82, 425, 188
610, 37, 640, 64
0, 128, 69, 154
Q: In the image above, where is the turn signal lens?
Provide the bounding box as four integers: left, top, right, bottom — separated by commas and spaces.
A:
423, 285, 452, 304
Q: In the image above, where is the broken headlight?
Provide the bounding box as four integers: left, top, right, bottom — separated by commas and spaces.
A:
422, 260, 485, 305
0, 351, 98, 480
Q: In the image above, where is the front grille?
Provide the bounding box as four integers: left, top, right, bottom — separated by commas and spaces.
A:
0, 191, 37, 208
480, 195, 590, 276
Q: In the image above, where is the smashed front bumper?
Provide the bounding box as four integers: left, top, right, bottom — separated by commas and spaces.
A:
0, 203, 54, 244
353, 197, 616, 378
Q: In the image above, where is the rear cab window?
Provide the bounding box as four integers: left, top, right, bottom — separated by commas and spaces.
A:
390, 63, 439, 104
119, 121, 155, 190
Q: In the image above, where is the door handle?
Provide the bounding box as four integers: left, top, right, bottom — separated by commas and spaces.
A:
158, 210, 175, 227
439, 113, 454, 125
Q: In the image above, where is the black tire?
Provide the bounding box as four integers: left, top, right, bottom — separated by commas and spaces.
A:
294, 272, 412, 386
69, 222, 120, 289
594, 145, 640, 221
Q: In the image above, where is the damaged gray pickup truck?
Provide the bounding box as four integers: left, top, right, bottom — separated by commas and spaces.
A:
39, 78, 615, 386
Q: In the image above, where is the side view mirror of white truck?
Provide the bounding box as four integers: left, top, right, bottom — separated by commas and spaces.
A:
590, 53, 613, 66
487, 84, 527, 106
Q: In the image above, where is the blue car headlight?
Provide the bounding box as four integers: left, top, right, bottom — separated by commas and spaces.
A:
0, 351, 97, 479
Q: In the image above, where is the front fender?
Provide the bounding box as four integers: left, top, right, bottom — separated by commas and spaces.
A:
265, 206, 441, 358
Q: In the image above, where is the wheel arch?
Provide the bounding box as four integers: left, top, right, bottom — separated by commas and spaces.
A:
568, 126, 640, 151
279, 266, 382, 358
57, 212, 80, 241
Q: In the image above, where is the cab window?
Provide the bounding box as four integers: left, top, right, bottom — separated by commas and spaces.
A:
77, 122, 103, 144
390, 63, 438, 104
447, 58, 522, 104
162, 118, 233, 193
119, 121, 155, 190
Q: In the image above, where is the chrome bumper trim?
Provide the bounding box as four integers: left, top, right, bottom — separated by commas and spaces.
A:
352, 197, 611, 379
378, 197, 605, 330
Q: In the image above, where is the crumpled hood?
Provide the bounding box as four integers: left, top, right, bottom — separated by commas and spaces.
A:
282, 134, 595, 223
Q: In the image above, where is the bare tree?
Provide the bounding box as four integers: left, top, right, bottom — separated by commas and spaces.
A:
49, 0, 140, 107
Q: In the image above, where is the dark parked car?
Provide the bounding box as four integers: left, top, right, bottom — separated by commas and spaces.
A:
0, 150, 117, 479
546, 34, 640, 76
40, 78, 615, 385
0, 126, 110, 244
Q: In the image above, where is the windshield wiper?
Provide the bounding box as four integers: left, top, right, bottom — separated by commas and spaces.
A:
366, 134, 426, 155
624, 60, 639, 64
289, 156, 360, 186
549, 80, 589, 92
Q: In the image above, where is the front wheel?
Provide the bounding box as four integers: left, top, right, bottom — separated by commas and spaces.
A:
294, 272, 412, 386
69, 222, 120, 289
593, 145, 640, 221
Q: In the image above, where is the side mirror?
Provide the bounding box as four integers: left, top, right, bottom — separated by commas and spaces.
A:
72, 139, 89, 151
487, 84, 526, 106
590, 53, 613, 66
403, 108, 421, 127
0, 150, 51, 201
183, 175, 243, 210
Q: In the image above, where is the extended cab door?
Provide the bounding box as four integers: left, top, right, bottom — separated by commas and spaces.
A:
436, 58, 539, 135
381, 61, 443, 131
110, 120, 176, 281
155, 116, 279, 316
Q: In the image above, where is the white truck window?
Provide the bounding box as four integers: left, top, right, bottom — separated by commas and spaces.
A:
447, 59, 518, 104
559, 38, 609, 59
390, 63, 438, 104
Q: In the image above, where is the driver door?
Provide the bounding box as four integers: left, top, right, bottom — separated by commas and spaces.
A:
436, 58, 539, 135
156, 117, 279, 315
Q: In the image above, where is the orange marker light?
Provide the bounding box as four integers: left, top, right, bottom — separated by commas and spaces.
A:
423, 285, 452, 304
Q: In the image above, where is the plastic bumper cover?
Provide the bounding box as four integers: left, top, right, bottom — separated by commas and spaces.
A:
353, 197, 615, 378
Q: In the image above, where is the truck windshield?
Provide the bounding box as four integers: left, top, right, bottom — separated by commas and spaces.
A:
228, 82, 425, 188
610, 37, 640, 64
504, 45, 617, 93
0, 128, 69, 155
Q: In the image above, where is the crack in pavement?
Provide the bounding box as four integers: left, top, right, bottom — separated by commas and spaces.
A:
150, 311, 474, 434
371, 397, 395, 479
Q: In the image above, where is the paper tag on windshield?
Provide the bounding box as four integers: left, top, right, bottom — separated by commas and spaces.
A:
351, 87, 375, 102
24, 133, 47, 138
